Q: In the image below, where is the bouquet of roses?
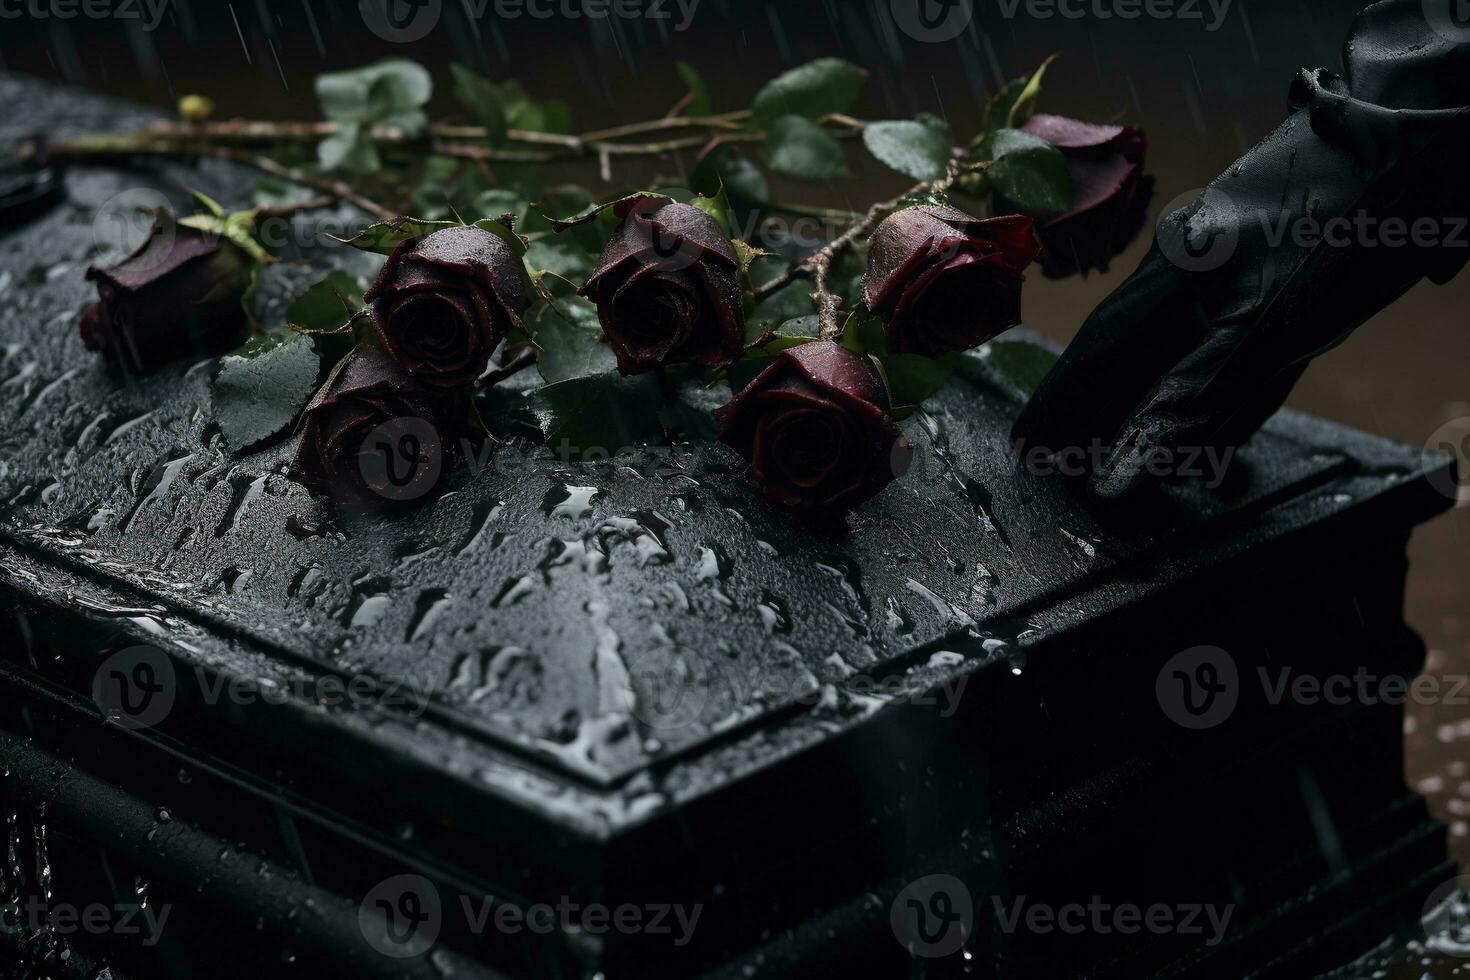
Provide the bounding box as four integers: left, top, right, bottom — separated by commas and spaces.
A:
62, 55, 1152, 521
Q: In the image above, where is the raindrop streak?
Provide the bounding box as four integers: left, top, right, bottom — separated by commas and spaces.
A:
119, 453, 192, 533
696, 544, 735, 608
341, 578, 391, 629
215, 472, 270, 537
884, 597, 915, 636
756, 592, 792, 635
599, 511, 673, 565
406, 590, 453, 642
904, 578, 976, 628
589, 600, 634, 718
491, 575, 536, 608
457, 499, 505, 555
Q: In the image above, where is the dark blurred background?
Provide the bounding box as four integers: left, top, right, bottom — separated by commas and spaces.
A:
2, 0, 1466, 868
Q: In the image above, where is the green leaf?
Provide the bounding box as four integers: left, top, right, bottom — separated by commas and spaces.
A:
838, 308, 887, 356
337, 215, 527, 258
316, 123, 378, 174
984, 129, 1070, 214
530, 374, 664, 456
409, 154, 469, 218
756, 314, 821, 353
211, 332, 321, 453
317, 59, 431, 124
177, 214, 271, 265
450, 63, 509, 145
526, 296, 617, 383
751, 58, 867, 129
286, 270, 365, 334
862, 118, 953, 180
675, 61, 712, 117
315, 71, 369, 123
957, 337, 1058, 399
880, 353, 954, 415
690, 185, 733, 236
315, 59, 432, 170
977, 54, 1056, 147
190, 188, 225, 217
473, 189, 530, 227
762, 115, 849, 180
745, 278, 816, 345
537, 100, 573, 134
692, 144, 768, 205
523, 239, 594, 286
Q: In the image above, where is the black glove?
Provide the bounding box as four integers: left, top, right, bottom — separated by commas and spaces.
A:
1013, 0, 1470, 505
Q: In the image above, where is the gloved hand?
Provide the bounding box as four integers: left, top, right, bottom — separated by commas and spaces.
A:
1013, 0, 1470, 505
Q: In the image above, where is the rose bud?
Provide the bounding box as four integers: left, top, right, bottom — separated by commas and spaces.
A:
580, 198, 744, 374
1014, 114, 1155, 278
715, 341, 912, 512
862, 206, 1039, 357
365, 224, 533, 388
81, 222, 253, 374
291, 346, 469, 508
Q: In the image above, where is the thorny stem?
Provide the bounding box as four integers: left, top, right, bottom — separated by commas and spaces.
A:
33, 137, 395, 219
752, 160, 992, 341
478, 345, 538, 388
49, 109, 861, 166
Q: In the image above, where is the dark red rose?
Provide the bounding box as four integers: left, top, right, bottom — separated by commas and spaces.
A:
862, 206, 1039, 357
581, 198, 744, 374
715, 341, 912, 512
81, 223, 253, 374
1014, 113, 1155, 278
365, 224, 532, 388
291, 346, 468, 508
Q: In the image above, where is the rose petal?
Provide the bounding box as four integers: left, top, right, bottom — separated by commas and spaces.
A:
1022, 113, 1147, 163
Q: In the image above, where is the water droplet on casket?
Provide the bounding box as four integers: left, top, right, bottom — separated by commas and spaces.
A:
543, 483, 600, 520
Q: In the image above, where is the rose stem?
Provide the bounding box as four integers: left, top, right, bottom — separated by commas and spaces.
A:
478, 346, 538, 388
251, 195, 335, 218
35, 137, 395, 219
752, 161, 992, 341
44, 111, 865, 167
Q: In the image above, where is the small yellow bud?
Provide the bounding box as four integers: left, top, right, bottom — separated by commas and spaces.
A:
178, 94, 215, 123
